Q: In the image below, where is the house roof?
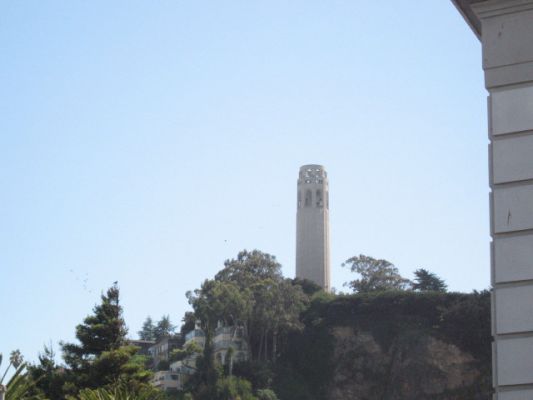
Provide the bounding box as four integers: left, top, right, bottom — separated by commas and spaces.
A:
451, 0, 488, 39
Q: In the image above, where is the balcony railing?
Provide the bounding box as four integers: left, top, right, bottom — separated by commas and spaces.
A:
214, 326, 244, 338
213, 339, 246, 351
185, 329, 205, 342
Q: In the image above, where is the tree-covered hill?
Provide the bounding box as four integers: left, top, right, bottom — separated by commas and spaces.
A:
17, 251, 491, 400
275, 290, 491, 400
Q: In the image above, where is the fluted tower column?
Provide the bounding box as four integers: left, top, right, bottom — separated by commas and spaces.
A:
295, 164, 331, 291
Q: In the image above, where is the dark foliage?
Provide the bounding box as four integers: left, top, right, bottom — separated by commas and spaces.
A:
180, 312, 196, 337
232, 360, 274, 391
272, 290, 491, 400
439, 290, 492, 363
291, 278, 323, 297
27, 344, 65, 400
31, 283, 154, 398
154, 315, 177, 342
412, 268, 448, 292
138, 316, 156, 341
272, 295, 336, 400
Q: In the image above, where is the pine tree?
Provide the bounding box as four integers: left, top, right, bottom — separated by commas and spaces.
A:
27, 344, 66, 400
60, 283, 152, 395
62, 283, 127, 369
412, 268, 447, 292
153, 315, 176, 341
138, 317, 156, 341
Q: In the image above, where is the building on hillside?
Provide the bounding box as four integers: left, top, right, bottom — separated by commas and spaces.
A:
213, 324, 248, 365
155, 323, 249, 392
127, 339, 155, 357
148, 335, 182, 369
168, 354, 198, 391
184, 325, 206, 348
295, 164, 331, 291
157, 325, 206, 391
152, 370, 181, 392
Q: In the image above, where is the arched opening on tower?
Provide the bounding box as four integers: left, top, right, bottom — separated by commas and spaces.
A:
305, 190, 312, 207
316, 189, 323, 207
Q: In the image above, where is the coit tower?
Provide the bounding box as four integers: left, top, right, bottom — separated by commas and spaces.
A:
295, 164, 331, 291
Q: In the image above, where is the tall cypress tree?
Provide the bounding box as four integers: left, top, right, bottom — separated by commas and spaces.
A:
62, 283, 127, 369
59, 283, 153, 395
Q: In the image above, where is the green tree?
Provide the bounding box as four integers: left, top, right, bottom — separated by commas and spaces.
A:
184, 344, 219, 400
215, 377, 256, 400
232, 361, 273, 393
256, 389, 279, 400
181, 312, 197, 336
187, 279, 254, 341
73, 384, 164, 400
226, 251, 308, 355
89, 347, 153, 390
291, 278, 323, 297
138, 316, 156, 341
439, 290, 491, 363
186, 279, 249, 399
170, 341, 203, 364
342, 254, 410, 293
62, 283, 127, 369
154, 315, 176, 342
188, 250, 307, 362
185, 250, 308, 397
27, 344, 66, 400
412, 268, 447, 292
249, 279, 306, 361
215, 250, 283, 285
60, 283, 152, 395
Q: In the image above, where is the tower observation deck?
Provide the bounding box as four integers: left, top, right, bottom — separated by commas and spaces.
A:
295, 164, 331, 291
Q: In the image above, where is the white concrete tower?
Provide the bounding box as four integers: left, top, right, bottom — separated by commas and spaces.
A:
295, 164, 331, 291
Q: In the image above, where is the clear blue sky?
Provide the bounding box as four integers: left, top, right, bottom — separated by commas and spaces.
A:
0, 1, 486, 364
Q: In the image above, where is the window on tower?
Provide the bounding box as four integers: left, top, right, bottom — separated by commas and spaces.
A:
305, 190, 312, 207
316, 189, 323, 207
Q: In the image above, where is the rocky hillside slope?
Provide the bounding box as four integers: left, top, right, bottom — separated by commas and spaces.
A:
276, 291, 491, 400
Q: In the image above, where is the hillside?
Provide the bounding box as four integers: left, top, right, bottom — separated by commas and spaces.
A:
274, 290, 491, 400
24, 252, 491, 400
